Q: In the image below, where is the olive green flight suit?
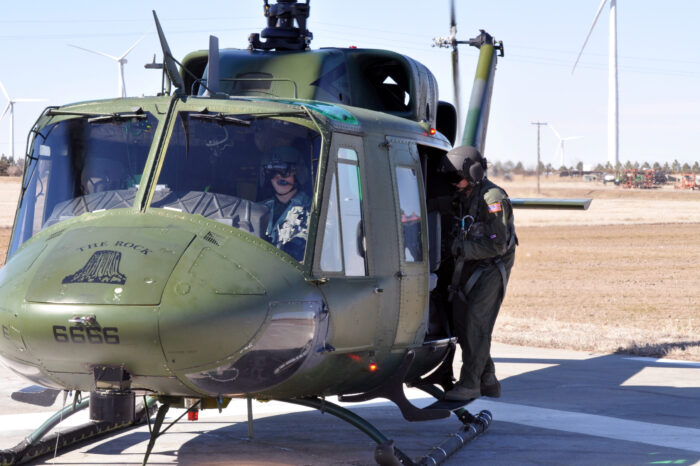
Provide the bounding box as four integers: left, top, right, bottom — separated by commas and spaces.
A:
449, 178, 516, 390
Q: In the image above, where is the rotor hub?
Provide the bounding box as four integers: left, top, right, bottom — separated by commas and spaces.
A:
249, 0, 313, 51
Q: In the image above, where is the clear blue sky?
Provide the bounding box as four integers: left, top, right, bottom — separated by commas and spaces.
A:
1, 1, 698, 169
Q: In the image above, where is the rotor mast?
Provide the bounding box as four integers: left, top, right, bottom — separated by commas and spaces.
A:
249, 0, 313, 51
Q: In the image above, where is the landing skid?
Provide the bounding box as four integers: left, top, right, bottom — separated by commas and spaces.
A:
425, 398, 475, 410
0, 393, 155, 465
1, 386, 489, 465
281, 396, 491, 465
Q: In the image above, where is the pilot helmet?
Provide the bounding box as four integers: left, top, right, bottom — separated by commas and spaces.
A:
260, 146, 307, 186
440, 145, 486, 185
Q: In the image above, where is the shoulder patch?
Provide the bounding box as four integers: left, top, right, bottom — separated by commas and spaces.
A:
488, 202, 502, 214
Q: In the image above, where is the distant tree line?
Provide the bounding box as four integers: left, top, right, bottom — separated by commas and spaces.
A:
0, 155, 23, 176
488, 159, 700, 176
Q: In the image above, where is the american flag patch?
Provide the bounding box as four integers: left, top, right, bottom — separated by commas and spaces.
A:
488, 202, 502, 213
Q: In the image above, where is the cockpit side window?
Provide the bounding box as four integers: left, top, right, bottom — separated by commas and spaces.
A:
395, 166, 423, 262
320, 147, 366, 276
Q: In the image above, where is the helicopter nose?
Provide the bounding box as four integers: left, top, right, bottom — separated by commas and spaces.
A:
3, 216, 327, 396
25, 225, 195, 306
156, 230, 328, 396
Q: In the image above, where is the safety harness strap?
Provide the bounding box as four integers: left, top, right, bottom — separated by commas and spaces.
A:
447, 256, 467, 303
452, 256, 508, 304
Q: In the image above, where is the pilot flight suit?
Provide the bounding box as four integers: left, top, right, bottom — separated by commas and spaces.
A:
445, 177, 517, 396
263, 190, 311, 262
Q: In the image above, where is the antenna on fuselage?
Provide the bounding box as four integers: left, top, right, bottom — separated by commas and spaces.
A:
249, 0, 313, 51
203, 35, 221, 97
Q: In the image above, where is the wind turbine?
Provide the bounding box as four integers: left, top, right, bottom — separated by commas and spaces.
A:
0, 80, 47, 161
549, 125, 582, 168
69, 37, 145, 98
572, 0, 619, 168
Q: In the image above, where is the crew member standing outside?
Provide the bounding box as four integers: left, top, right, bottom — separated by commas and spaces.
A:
436, 146, 517, 401
261, 147, 311, 262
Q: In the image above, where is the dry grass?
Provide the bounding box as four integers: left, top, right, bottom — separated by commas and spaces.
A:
495, 176, 700, 361
1, 176, 699, 360
496, 224, 700, 360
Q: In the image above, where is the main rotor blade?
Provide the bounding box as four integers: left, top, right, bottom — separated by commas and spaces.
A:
0, 80, 9, 100
451, 48, 462, 136
0, 103, 10, 121
153, 10, 185, 93
511, 198, 592, 210
118, 36, 145, 61
572, 0, 609, 74
69, 44, 119, 61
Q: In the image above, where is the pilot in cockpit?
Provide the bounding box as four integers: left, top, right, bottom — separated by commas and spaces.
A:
260, 146, 311, 261
80, 157, 126, 194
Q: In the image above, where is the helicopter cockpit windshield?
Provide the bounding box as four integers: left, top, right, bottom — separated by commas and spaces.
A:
152, 112, 321, 262
8, 112, 158, 257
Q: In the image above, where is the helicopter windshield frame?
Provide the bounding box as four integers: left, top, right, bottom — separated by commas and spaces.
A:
8, 110, 160, 257
148, 106, 324, 264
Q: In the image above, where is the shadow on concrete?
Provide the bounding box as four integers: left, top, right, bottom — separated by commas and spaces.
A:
19, 350, 700, 465
78, 403, 467, 466
615, 340, 700, 358
493, 352, 700, 428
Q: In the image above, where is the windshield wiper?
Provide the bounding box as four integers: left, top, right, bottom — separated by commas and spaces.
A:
46, 108, 147, 124
245, 110, 309, 120
189, 112, 251, 126
87, 113, 147, 124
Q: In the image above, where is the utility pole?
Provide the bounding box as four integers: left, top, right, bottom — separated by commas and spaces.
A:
531, 121, 547, 194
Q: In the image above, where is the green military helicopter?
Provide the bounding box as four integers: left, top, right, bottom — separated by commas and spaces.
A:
0, 1, 590, 464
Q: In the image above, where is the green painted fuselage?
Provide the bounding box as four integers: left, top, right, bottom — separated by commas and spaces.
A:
0, 46, 453, 401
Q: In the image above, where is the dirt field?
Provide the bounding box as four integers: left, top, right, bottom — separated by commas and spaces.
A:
497, 176, 700, 360
0, 177, 20, 228
1, 176, 698, 360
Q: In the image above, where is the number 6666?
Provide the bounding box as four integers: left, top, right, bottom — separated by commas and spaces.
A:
52, 325, 120, 344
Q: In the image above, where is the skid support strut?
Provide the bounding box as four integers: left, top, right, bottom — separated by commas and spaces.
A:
0, 394, 156, 465
282, 397, 413, 465
280, 396, 491, 465
141, 398, 202, 465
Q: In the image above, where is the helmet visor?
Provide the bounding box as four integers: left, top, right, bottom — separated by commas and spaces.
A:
263, 162, 296, 178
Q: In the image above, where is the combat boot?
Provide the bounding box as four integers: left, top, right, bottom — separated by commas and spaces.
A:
480, 372, 501, 398
443, 383, 480, 401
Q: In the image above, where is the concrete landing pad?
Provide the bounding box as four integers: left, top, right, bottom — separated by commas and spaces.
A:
1, 343, 698, 465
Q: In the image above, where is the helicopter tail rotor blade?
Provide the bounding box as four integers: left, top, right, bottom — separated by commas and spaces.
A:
572, 0, 608, 74
449, 0, 462, 142
451, 47, 462, 140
